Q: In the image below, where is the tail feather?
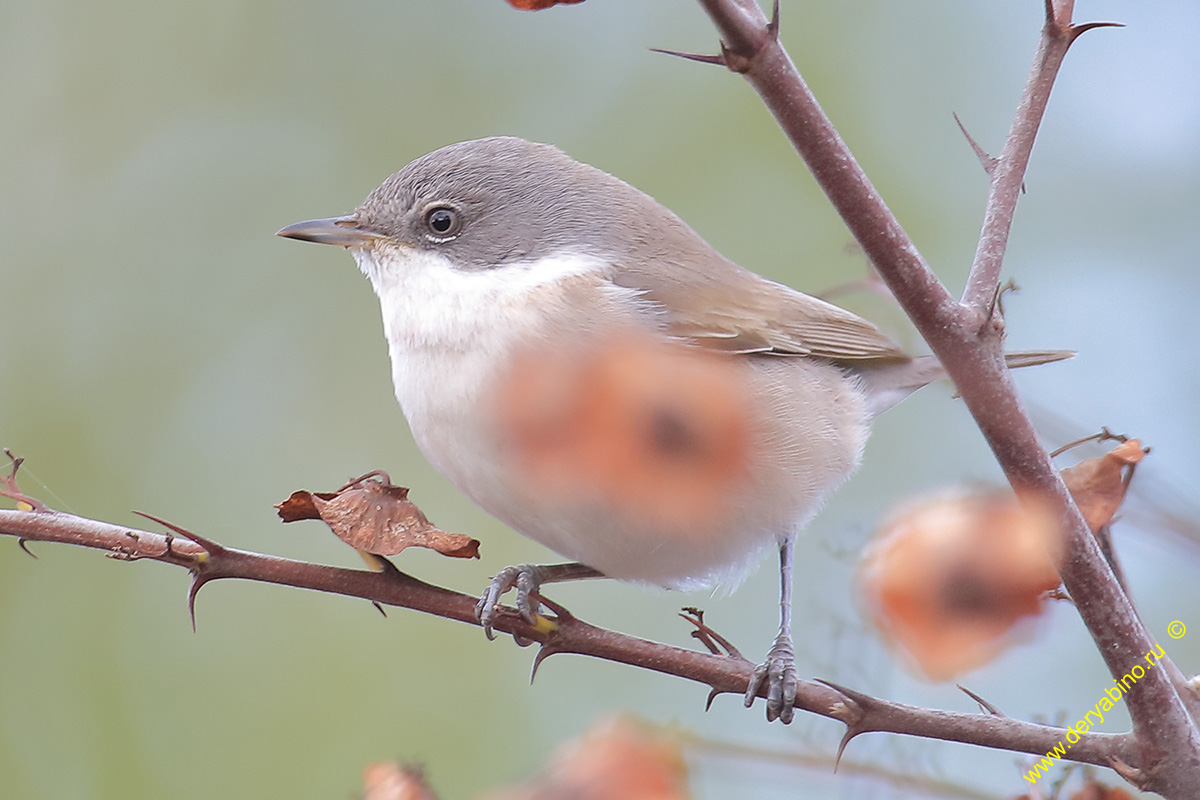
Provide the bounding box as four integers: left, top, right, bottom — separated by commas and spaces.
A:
860, 349, 1073, 417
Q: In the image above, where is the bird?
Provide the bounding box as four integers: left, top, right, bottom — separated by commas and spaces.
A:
278, 136, 1068, 723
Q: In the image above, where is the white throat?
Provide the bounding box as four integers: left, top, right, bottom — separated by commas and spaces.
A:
352, 243, 628, 471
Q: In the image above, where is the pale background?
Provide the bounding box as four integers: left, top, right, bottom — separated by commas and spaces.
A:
2, 1, 1198, 798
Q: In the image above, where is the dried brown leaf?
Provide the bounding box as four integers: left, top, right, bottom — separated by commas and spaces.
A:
1061, 439, 1146, 533
276, 477, 479, 560
275, 489, 332, 522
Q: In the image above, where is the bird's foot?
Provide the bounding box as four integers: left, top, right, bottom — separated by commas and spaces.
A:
475, 564, 545, 640
744, 631, 799, 724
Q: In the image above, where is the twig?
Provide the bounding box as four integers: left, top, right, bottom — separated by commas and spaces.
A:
961, 4, 1123, 310
0, 507, 1140, 771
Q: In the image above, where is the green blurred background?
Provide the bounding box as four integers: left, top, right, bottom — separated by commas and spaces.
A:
2, 1, 1198, 797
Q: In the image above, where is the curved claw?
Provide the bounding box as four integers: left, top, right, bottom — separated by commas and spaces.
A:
744, 634, 798, 724
475, 564, 544, 640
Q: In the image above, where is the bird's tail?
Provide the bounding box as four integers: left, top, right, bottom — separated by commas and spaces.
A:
860, 349, 1073, 417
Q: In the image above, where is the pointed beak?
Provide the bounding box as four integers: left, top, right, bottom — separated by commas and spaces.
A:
276, 216, 387, 248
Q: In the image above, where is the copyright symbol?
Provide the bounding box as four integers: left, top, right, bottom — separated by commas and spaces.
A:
1168, 621, 1186, 639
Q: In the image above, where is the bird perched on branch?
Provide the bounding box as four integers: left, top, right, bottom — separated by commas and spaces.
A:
279, 136, 1068, 723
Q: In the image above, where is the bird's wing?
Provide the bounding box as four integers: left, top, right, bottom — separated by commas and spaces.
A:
611, 260, 909, 362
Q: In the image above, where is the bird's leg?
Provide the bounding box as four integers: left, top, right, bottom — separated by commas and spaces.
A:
744, 538, 799, 723
475, 562, 604, 640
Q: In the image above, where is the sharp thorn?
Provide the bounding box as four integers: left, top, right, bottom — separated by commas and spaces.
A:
952, 112, 999, 178
767, 0, 781, 39
372, 601, 388, 618
814, 678, 874, 707
17, 538, 37, 559
530, 643, 558, 684
957, 684, 1006, 716
833, 726, 862, 772
648, 47, 726, 67
539, 595, 574, 623
704, 687, 720, 712
1070, 21, 1125, 41
187, 574, 208, 633
132, 510, 227, 556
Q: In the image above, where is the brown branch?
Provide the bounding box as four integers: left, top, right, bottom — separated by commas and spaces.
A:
961, 4, 1123, 310
0, 507, 1140, 771
694, 0, 1199, 795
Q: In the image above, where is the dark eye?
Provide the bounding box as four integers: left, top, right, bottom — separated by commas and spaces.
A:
423, 205, 461, 239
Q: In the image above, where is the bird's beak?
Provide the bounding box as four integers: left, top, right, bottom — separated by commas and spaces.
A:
276, 216, 387, 248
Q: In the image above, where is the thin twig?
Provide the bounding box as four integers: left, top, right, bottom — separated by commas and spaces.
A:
961, 6, 1122, 311
0, 507, 1139, 770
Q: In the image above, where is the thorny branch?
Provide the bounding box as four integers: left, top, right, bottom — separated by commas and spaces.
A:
0, 504, 1139, 772
691, 0, 1200, 795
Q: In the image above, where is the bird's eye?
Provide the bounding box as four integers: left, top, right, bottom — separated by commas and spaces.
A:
423, 205, 461, 240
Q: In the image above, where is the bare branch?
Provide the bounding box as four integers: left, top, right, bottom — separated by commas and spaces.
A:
961, 9, 1123, 311
0, 507, 1141, 771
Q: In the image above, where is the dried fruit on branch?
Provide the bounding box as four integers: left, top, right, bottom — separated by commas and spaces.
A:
363, 762, 439, 800
490, 330, 760, 540
860, 491, 1063, 680
481, 716, 688, 800
506, 0, 586, 9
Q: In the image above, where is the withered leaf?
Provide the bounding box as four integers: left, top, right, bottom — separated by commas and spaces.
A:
276, 476, 479, 560
1061, 439, 1146, 533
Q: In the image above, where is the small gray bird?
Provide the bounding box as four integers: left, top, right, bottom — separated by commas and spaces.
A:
279, 136, 1067, 723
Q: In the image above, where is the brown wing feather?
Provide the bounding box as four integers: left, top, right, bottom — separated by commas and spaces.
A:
611, 260, 909, 363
